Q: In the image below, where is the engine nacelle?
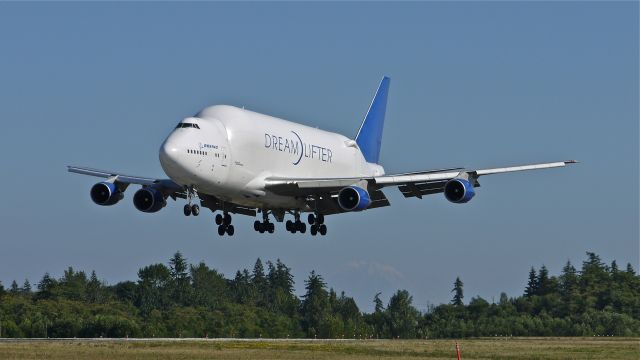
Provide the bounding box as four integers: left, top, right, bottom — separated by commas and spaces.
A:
90, 182, 123, 206
444, 178, 475, 203
338, 186, 372, 211
133, 187, 166, 213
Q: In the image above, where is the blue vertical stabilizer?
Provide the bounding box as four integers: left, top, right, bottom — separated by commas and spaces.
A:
355, 76, 390, 164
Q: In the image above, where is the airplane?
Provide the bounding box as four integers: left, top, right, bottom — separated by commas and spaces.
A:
68, 76, 576, 236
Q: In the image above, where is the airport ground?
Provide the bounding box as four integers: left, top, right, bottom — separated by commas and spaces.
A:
0, 337, 638, 360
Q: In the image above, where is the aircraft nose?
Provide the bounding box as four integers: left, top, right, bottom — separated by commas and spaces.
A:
159, 138, 185, 175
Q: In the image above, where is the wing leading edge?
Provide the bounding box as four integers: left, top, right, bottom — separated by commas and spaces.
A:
264, 160, 578, 200
67, 166, 183, 194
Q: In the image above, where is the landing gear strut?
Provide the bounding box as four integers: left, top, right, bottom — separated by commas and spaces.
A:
254, 210, 275, 234
309, 212, 327, 236
215, 212, 234, 236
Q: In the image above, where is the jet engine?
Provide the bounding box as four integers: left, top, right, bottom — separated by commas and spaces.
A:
444, 178, 475, 203
90, 182, 123, 206
133, 187, 166, 213
338, 186, 372, 211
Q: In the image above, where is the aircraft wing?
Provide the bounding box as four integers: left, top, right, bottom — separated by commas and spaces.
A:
264, 160, 577, 207
67, 166, 184, 196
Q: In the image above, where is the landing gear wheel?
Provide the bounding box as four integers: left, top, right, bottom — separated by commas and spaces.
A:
268, 222, 275, 233
215, 214, 223, 225
258, 223, 265, 233
217, 225, 226, 236
254, 221, 260, 231
319, 224, 327, 236
308, 214, 315, 224
296, 221, 306, 234
286, 220, 294, 232
191, 204, 200, 216
224, 213, 232, 226
310, 225, 318, 236
226, 225, 235, 236
317, 214, 325, 224
184, 204, 192, 216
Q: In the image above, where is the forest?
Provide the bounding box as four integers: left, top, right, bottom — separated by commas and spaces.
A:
0, 251, 638, 338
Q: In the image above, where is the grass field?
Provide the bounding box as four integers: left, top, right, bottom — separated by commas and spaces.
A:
0, 337, 638, 360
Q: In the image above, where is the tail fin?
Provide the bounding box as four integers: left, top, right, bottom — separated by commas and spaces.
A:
355, 76, 390, 164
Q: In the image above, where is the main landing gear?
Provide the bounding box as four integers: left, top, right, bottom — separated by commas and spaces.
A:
308, 213, 327, 236
183, 186, 200, 217
286, 212, 307, 234
215, 212, 234, 236
254, 211, 275, 234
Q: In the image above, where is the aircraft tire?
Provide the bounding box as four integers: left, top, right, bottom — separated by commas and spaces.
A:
310, 225, 318, 236
317, 214, 325, 224
298, 222, 306, 234
308, 214, 315, 224
191, 204, 200, 216
184, 204, 192, 216
319, 224, 327, 236
217, 225, 226, 236
227, 225, 235, 236
215, 214, 223, 225
254, 221, 260, 231
268, 222, 275, 233
224, 213, 232, 225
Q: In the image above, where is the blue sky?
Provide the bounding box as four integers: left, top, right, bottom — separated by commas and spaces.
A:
0, 2, 637, 310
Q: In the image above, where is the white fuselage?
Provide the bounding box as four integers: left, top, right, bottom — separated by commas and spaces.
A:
159, 105, 384, 210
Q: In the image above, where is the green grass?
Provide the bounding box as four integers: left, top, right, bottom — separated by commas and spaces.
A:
0, 338, 638, 360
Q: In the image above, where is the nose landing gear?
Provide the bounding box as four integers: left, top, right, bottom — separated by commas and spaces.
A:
184, 186, 200, 216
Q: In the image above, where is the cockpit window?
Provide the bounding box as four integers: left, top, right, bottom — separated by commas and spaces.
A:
175, 123, 200, 129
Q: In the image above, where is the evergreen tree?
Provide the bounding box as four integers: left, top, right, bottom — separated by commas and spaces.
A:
10, 280, 19, 295
451, 277, 464, 306
59, 267, 88, 300
610, 260, 619, 274
337, 292, 359, 321
581, 252, 609, 309
525, 267, 538, 297
37, 273, 58, 300
559, 260, 579, 316
168, 251, 191, 305
301, 271, 329, 337
265, 259, 297, 315
626, 263, 635, 275
537, 265, 558, 295
86, 270, 102, 303
252, 258, 267, 305
22, 279, 31, 294
232, 269, 254, 305
374, 292, 384, 313
371, 292, 387, 338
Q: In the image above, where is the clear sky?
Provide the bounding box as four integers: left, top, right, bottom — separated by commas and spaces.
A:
0, 2, 637, 311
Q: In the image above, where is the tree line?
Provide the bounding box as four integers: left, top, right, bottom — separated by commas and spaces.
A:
0, 251, 638, 338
